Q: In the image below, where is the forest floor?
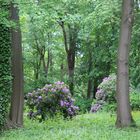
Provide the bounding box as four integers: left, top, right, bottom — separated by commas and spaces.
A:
1, 112, 140, 140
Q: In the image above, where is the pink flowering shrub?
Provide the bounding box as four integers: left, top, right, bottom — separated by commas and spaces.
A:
26, 81, 79, 121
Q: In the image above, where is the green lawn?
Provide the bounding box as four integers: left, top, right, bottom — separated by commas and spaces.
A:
1, 112, 140, 140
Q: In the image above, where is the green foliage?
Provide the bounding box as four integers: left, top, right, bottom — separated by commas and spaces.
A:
74, 95, 92, 113
130, 5, 140, 88
91, 74, 140, 112
1, 112, 140, 140
0, 24, 11, 129
130, 91, 140, 110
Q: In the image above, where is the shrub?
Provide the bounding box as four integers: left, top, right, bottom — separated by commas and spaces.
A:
95, 74, 116, 103
74, 95, 92, 113
130, 91, 140, 110
26, 81, 79, 121
90, 74, 116, 112
90, 74, 137, 113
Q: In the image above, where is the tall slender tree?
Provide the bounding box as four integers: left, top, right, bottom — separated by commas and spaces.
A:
8, 3, 24, 128
59, 20, 78, 95
116, 0, 135, 127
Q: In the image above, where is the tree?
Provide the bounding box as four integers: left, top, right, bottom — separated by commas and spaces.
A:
8, 3, 24, 128
59, 21, 78, 95
116, 0, 135, 127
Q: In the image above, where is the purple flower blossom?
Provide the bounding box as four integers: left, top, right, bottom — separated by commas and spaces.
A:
38, 96, 42, 100
28, 93, 32, 96
51, 88, 56, 93
103, 77, 108, 82
90, 104, 102, 113
67, 108, 74, 115
72, 106, 79, 110
55, 81, 64, 85
60, 100, 64, 107
96, 89, 105, 100
62, 87, 69, 94
45, 84, 52, 88
43, 87, 48, 92
60, 100, 71, 107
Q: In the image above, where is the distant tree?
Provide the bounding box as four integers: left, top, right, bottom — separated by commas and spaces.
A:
116, 0, 135, 127
59, 20, 78, 95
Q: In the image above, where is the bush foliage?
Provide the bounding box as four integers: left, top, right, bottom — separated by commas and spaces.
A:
26, 81, 79, 121
91, 74, 140, 112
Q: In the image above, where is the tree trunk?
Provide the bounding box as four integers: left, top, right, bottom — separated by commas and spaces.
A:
59, 21, 77, 96
60, 63, 64, 81
34, 53, 41, 80
8, 3, 24, 128
87, 79, 92, 98
67, 49, 75, 96
116, 0, 135, 127
87, 42, 93, 99
49, 50, 53, 77
42, 48, 50, 78
93, 79, 97, 99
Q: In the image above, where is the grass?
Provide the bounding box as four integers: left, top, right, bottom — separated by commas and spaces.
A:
1, 112, 140, 140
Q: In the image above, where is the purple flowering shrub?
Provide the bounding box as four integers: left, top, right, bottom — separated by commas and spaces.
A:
91, 74, 135, 113
26, 81, 79, 121
96, 74, 116, 102
91, 74, 116, 113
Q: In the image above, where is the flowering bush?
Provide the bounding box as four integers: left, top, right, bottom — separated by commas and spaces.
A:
26, 81, 79, 121
90, 74, 136, 113
96, 74, 116, 102
91, 74, 117, 112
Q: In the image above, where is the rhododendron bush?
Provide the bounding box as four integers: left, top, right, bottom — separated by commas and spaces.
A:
26, 81, 79, 121
91, 74, 117, 112
91, 74, 135, 113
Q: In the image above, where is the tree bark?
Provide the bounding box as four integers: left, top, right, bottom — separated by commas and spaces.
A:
87, 79, 92, 99
93, 79, 97, 99
67, 25, 77, 96
8, 3, 24, 128
59, 21, 77, 95
35, 54, 40, 80
116, 0, 135, 127
87, 41, 93, 99
60, 63, 64, 81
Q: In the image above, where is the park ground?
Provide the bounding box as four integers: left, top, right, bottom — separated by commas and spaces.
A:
1, 112, 140, 140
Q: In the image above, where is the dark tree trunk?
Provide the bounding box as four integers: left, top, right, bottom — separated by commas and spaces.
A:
8, 3, 24, 128
59, 21, 77, 95
87, 79, 92, 99
42, 48, 50, 78
67, 48, 75, 96
87, 42, 93, 99
60, 63, 64, 81
93, 79, 97, 99
49, 50, 53, 77
116, 0, 135, 127
34, 54, 41, 80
